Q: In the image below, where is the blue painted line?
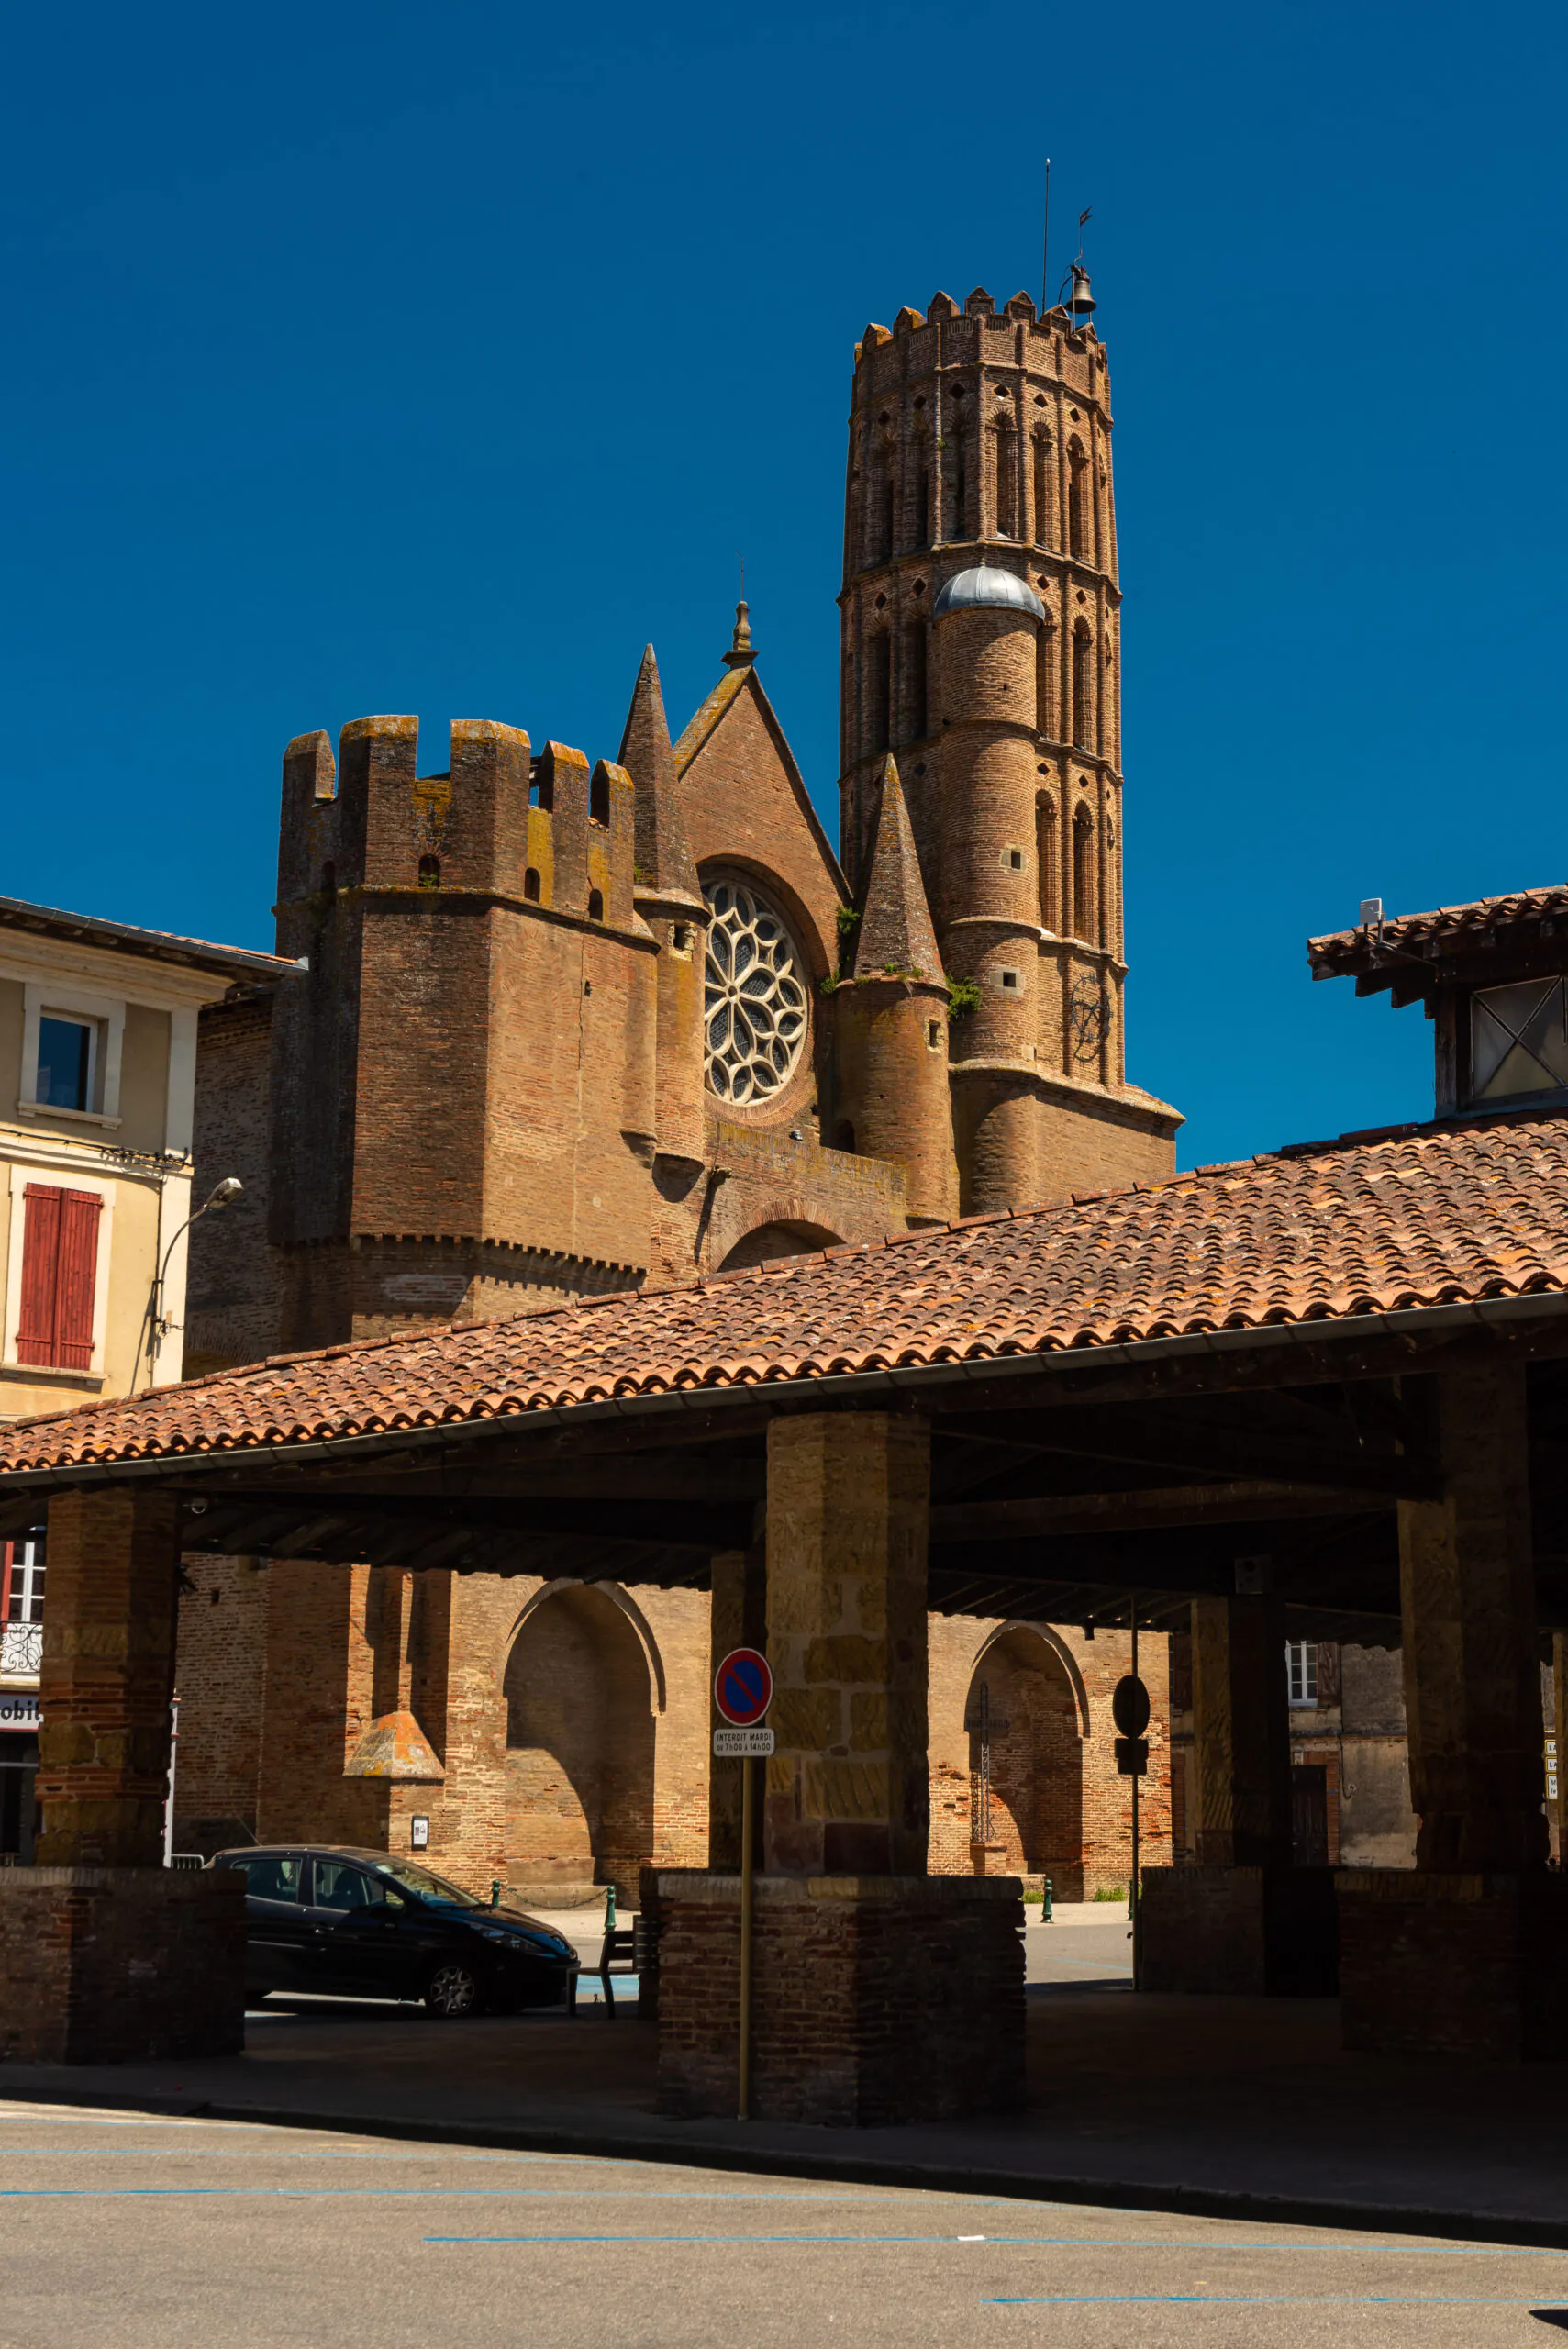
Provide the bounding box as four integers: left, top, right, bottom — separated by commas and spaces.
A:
0, 2188, 913, 2204
986, 2296, 1568, 2307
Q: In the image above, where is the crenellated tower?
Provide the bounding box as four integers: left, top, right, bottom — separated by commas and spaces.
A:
838, 284, 1181, 1211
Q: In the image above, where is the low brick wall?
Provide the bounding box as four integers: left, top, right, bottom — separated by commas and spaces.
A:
0, 1866, 246, 2064
1140, 1865, 1339, 1997
655, 1871, 1024, 2127
1339, 1869, 1568, 2060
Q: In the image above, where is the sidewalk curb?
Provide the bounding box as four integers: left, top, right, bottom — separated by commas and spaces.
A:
3, 2083, 1564, 2251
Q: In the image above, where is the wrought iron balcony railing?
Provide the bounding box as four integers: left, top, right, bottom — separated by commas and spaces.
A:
0, 1621, 42, 1679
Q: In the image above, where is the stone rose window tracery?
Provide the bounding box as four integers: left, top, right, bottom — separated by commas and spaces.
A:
703, 874, 808, 1105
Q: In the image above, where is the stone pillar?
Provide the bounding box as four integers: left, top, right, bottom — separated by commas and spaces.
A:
1397, 1364, 1547, 1874
36, 1486, 182, 1865
707, 1542, 765, 1871
2, 1485, 245, 2062
1339, 1365, 1567, 2058
763, 1411, 929, 1876
1140, 1591, 1336, 1996
1191, 1593, 1291, 1867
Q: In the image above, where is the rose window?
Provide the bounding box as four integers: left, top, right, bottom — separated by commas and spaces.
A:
703, 875, 808, 1105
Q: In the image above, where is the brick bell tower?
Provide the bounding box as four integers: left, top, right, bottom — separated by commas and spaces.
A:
837, 284, 1181, 1212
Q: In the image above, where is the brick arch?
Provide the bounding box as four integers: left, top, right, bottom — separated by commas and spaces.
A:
971, 1620, 1091, 1736
502, 1581, 661, 1906
504, 1577, 665, 1714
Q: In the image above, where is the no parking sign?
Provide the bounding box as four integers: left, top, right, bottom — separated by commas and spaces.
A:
714, 1647, 773, 1755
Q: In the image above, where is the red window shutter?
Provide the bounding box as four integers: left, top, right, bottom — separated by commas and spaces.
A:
55, 1191, 102, 1371
17, 1185, 63, 1366
16, 1185, 99, 1371
0, 1542, 11, 1624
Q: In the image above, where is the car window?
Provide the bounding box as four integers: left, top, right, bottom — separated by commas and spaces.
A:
230, 1853, 305, 1903
312, 1858, 406, 1912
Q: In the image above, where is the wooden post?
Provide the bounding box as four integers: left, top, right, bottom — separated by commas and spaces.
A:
738, 1754, 756, 2121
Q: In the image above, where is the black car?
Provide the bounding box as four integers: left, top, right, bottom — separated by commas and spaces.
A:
212, 1845, 580, 2017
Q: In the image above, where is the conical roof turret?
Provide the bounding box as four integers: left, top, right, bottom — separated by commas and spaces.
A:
852, 756, 943, 982
617, 645, 701, 902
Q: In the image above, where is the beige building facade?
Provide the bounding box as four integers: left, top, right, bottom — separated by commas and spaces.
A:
0, 899, 295, 1860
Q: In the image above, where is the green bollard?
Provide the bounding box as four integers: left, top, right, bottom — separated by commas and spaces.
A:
491, 1879, 500, 1908
606, 1884, 617, 1934
1043, 1876, 1053, 1924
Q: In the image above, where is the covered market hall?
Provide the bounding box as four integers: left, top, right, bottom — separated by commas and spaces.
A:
1, 1102, 1566, 2118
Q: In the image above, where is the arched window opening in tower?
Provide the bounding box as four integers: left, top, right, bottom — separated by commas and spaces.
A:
994, 427, 1018, 539
1072, 807, 1095, 941
524, 867, 541, 903
868, 633, 892, 757
914, 462, 930, 548
1037, 620, 1057, 740
589, 767, 609, 827
834, 1119, 856, 1153
1036, 795, 1057, 930
1072, 625, 1094, 751
588, 888, 604, 922
869, 454, 894, 566
948, 434, 968, 540
702, 874, 808, 1107
417, 854, 440, 889
1068, 441, 1090, 560
529, 763, 553, 812
904, 621, 928, 741
1032, 432, 1054, 548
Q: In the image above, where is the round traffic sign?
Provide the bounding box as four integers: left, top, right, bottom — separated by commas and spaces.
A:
1112, 1674, 1151, 1738
715, 1647, 773, 1727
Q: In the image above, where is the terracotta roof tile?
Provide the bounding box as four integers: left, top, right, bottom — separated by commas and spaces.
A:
1308, 885, 1568, 976
6, 1112, 1568, 1475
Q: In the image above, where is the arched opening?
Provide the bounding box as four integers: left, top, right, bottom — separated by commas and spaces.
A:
833, 1119, 856, 1153
1035, 793, 1057, 930
589, 766, 609, 827
1072, 624, 1094, 750
587, 887, 604, 922
717, 1219, 842, 1272
1032, 430, 1054, 547
964, 1628, 1084, 1896
1072, 806, 1095, 941
946, 430, 968, 540
529, 763, 553, 812
524, 866, 541, 902
1068, 440, 1091, 560
1036, 618, 1057, 740
903, 619, 928, 741
867, 632, 891, 757
503, 1584, 655, 1906
914, 460, 930, 547
993, 425, 1018, 537
417, 854, 440, 889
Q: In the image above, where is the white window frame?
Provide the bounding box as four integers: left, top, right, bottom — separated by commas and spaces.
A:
1285, 1639, 1318, 1708
1, 1162, 114, 1383
17, 981, 125, 1129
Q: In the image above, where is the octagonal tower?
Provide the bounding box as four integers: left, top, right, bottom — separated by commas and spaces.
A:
838, 285, 1181, 1212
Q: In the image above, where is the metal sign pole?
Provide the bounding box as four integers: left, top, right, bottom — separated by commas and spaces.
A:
1129, 1599, 1140, 1987
738, 1753, 756, 2121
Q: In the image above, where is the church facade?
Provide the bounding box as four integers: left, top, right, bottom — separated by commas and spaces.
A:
172, 284, 1183, 1901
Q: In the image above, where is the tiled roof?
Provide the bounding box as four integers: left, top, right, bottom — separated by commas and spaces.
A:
0, 895, 299, 982
1308, 885, 1568, 978
5, 1111, 1568, 1475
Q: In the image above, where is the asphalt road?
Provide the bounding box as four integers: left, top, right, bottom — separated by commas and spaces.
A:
4, 2102, 1566, 2347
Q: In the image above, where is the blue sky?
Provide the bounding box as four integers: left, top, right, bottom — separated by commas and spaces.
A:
4, 0, 1563, 1166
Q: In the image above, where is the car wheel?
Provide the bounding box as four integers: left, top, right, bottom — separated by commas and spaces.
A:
425, 1961, 483, 2018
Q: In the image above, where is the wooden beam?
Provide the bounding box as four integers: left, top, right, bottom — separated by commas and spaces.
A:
933, 1402, 1439, 1499
929, 1478, 1392, 1544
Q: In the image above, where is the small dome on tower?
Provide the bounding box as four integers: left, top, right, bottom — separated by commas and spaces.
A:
932, 563, 1046, 621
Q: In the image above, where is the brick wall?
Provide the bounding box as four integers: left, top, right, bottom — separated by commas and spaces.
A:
173, 1551, 268, 1852
654, 1871, 1024, 2125
0, 1866, 245, 2063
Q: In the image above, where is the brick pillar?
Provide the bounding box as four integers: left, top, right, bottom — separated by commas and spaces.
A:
1554, 1632, 1568, 1865
1338, 1365, 1566, 2058
1397, 1364, 1547, 1873
708, 1542, 765, 1871
762, 1412, 929, 1876
35, 1487, 181, 1866
1190, 1593, 1292, 1867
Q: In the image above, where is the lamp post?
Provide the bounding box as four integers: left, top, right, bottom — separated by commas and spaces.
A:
144, 1176, 242, 1387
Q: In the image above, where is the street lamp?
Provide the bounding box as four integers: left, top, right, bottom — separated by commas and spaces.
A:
144, 1176, 243, 1386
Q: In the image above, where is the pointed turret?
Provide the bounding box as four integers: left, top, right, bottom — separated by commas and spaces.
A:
617, 645, 708, 1173
852, 757, 942, 984
617, 646, 701, 903
832, 756, 957, 1226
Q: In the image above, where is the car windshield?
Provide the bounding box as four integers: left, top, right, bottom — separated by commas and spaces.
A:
368, 1860, 484, 1908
